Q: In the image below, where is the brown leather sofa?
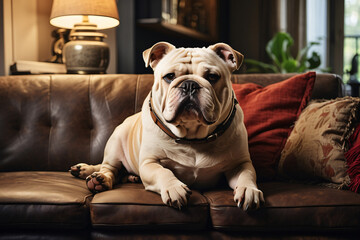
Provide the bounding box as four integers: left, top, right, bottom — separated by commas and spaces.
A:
0, 74, 359, 240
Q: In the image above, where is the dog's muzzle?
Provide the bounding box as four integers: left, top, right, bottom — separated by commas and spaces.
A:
178, 80, 201, 97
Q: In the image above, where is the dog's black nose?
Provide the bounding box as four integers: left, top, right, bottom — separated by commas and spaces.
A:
179, 80, 200, 96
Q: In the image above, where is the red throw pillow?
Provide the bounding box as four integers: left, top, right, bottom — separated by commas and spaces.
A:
232, 72, 316, 181
345, 123, 360, 193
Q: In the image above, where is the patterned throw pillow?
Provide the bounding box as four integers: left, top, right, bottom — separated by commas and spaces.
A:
278, 97, 360, 188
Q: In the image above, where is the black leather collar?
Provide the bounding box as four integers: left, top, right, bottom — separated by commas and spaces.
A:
149, 92, 238, 144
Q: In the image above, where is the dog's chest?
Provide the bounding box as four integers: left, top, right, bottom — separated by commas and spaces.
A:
160, 146, 229, 187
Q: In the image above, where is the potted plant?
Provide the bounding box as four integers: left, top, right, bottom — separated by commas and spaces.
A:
245, 32, 322, 73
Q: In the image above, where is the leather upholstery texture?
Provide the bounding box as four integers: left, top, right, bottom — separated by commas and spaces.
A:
205, 182, 360, 231
0, 172, 91, 229
90, 184, 209, 230
0, 74, 153, 171
0, 73, 358, 239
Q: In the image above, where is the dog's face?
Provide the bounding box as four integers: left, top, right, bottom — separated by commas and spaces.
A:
143, 42, 243, 139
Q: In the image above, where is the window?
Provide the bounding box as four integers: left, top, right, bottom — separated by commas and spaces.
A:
344, 0, 360, 83
306, 0, 328, 71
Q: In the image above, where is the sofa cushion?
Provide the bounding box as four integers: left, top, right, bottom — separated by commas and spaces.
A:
232, 72, 316, 181
0, 172, 92, 229
279, 97, 360, 188
204, 181, 360, 231
90, 183, 209, 230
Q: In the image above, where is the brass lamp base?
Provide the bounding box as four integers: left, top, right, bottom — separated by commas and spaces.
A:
63, 23, 109, 74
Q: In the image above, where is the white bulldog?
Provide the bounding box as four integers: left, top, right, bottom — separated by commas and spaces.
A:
71, 42, 264, 210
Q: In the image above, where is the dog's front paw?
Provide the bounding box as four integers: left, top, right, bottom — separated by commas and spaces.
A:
86, 172, 112, 194
233, 186, 265, 211
70, 163, 95, 179
161, 181, 192, 210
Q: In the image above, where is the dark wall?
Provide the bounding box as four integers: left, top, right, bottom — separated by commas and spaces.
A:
229, 0, 280, 66
116, 0, 277, 74
0, 0, 4, 75
117, 0, 136, 74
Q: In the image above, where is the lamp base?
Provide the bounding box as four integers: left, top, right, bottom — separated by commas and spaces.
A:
63, 25, 109, 74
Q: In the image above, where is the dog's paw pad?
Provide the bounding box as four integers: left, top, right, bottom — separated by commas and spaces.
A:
86, 172, 110, 194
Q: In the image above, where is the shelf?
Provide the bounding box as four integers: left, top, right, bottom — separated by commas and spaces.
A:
137, 18, 217, 43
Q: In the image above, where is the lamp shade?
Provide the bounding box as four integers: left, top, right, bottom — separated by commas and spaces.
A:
50, 0, 119, 29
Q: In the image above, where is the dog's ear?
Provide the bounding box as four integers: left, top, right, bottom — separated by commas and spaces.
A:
209, 43, 244, 72
143, 42, 176, 69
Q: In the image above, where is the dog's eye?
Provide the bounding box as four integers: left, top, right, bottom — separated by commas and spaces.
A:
163, 73, 176, 83
206, 73, 221, 83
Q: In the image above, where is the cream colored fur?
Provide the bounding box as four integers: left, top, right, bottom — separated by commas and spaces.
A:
71, 42, 264, 210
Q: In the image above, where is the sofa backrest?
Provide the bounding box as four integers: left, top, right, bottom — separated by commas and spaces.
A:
231, 73, 344, 99
0, 73, 343, 172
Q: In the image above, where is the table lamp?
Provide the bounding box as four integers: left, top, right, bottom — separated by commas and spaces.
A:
50, 0, 119, 74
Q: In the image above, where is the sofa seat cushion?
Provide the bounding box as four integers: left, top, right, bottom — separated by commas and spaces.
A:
90, 183, 209, 230
0, 171, 92, 229
204, 182, 360, 231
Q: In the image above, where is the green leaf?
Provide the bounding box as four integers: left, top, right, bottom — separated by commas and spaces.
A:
266, 32, 294, 68
244, 31, 325, 74
297, 41, 320, 66
307, 51, 321, 69
281, 59, 299, 73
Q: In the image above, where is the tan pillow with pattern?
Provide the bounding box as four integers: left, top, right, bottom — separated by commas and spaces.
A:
279, 97, 360, 186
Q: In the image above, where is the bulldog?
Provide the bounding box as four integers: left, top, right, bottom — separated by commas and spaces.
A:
70, 42, 264, 210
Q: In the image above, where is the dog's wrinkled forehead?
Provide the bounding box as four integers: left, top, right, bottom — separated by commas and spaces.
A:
143, 42, 244, 74
156, 47, 227, 74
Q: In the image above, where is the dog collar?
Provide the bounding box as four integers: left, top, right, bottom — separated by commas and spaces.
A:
149, 91, 238, 144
